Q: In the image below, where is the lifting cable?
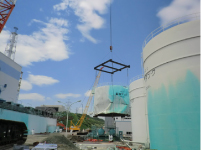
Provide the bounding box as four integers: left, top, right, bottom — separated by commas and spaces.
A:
109, 0, 115, 114
110, 0, 113, 91
93, 0, 130, 118
127, 68, 129, 86
110, 0, 113, 54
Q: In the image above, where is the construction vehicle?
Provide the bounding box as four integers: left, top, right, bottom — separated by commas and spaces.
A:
0, 1, 30, 149
0, 0, 16, 33
57, 122, 67, 131
69, 67, 104, 131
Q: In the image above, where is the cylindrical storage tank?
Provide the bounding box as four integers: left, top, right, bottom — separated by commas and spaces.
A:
109, 129, 116, 136
94, 85, 130, 117
98, 128, 105, 136
143, 18, 200, 150
129, 77, 149, 147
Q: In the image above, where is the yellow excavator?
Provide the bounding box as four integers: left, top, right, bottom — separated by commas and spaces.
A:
69, 67, 103, 131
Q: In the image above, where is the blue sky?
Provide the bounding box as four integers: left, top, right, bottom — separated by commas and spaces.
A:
0, 0, 199, 113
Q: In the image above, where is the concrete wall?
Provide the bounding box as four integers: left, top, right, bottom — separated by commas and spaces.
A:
115, 121, 132, 135
0, 108, 57, 134
104, 117, 115, 128
0, 52, 21, 103
43, 105, 65, 112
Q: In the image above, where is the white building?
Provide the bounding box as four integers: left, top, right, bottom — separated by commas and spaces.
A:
36, 105, 66, 112
114, 116, 132, 136
0, 52, 22, 103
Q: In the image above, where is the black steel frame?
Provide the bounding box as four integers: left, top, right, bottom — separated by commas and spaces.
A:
94, 59, 130, 74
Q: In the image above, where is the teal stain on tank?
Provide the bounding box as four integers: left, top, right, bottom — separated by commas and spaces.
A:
148, 71, 200, 150
108, 85, 130, 114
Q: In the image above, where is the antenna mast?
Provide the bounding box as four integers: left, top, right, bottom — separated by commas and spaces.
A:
4, 27, 18, 60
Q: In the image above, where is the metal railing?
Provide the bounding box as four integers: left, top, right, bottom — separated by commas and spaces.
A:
142, 12, 200, 49
130, 74, 144, 83
0, 101, 55, 118
97, 82, 128, 87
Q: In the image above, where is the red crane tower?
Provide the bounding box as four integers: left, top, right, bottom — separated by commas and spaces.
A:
0, 0, 16, 33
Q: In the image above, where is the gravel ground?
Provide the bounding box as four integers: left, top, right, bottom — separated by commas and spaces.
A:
41, 134, 80, 150
6, 133, 80, 150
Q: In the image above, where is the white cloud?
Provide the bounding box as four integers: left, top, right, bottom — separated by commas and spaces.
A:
28, 74, 59, 86
20, 74, 59, 91
21, 80, 33, 91
77, 107, 83, 114
53, 0, 111, 43
40, 8, 43, 12
80, 38, 85, 42
157, 0, 200, 25
54, 0, 69, 11
55, 93, 81, 99
0, 30, 10, 45
49, 18, 68, 27
46, 97, 51, 100
0, 18, 70, 66
85, 90, 92, 97
19, 93, 45, 101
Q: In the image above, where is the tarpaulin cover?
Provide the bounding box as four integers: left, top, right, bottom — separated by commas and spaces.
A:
94, 85, 130, 117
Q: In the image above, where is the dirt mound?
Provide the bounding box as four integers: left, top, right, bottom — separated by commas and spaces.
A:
70, 135, 85, 142
41, 134, 79, 150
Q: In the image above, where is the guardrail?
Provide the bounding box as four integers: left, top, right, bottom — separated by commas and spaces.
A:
97, 82, 128, 87
130, 74, 144, 83
0, 101, 56, 118
142, 12, 200, 49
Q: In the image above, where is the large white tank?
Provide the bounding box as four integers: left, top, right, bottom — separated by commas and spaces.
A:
142, 17, 200, 150
0, 52, 22, 102
94, 85, 130, 117
129, 77, 149, 147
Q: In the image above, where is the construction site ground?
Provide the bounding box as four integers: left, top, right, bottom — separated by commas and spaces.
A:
7, 132, 127, 150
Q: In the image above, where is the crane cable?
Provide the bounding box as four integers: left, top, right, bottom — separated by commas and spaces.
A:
109, 0, 115, 115
110, 0, 113, 54
109, 1, 129, 117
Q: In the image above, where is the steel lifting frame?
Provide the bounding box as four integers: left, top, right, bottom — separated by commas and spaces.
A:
94, 59, 130, 74
0, 0, 15, 33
